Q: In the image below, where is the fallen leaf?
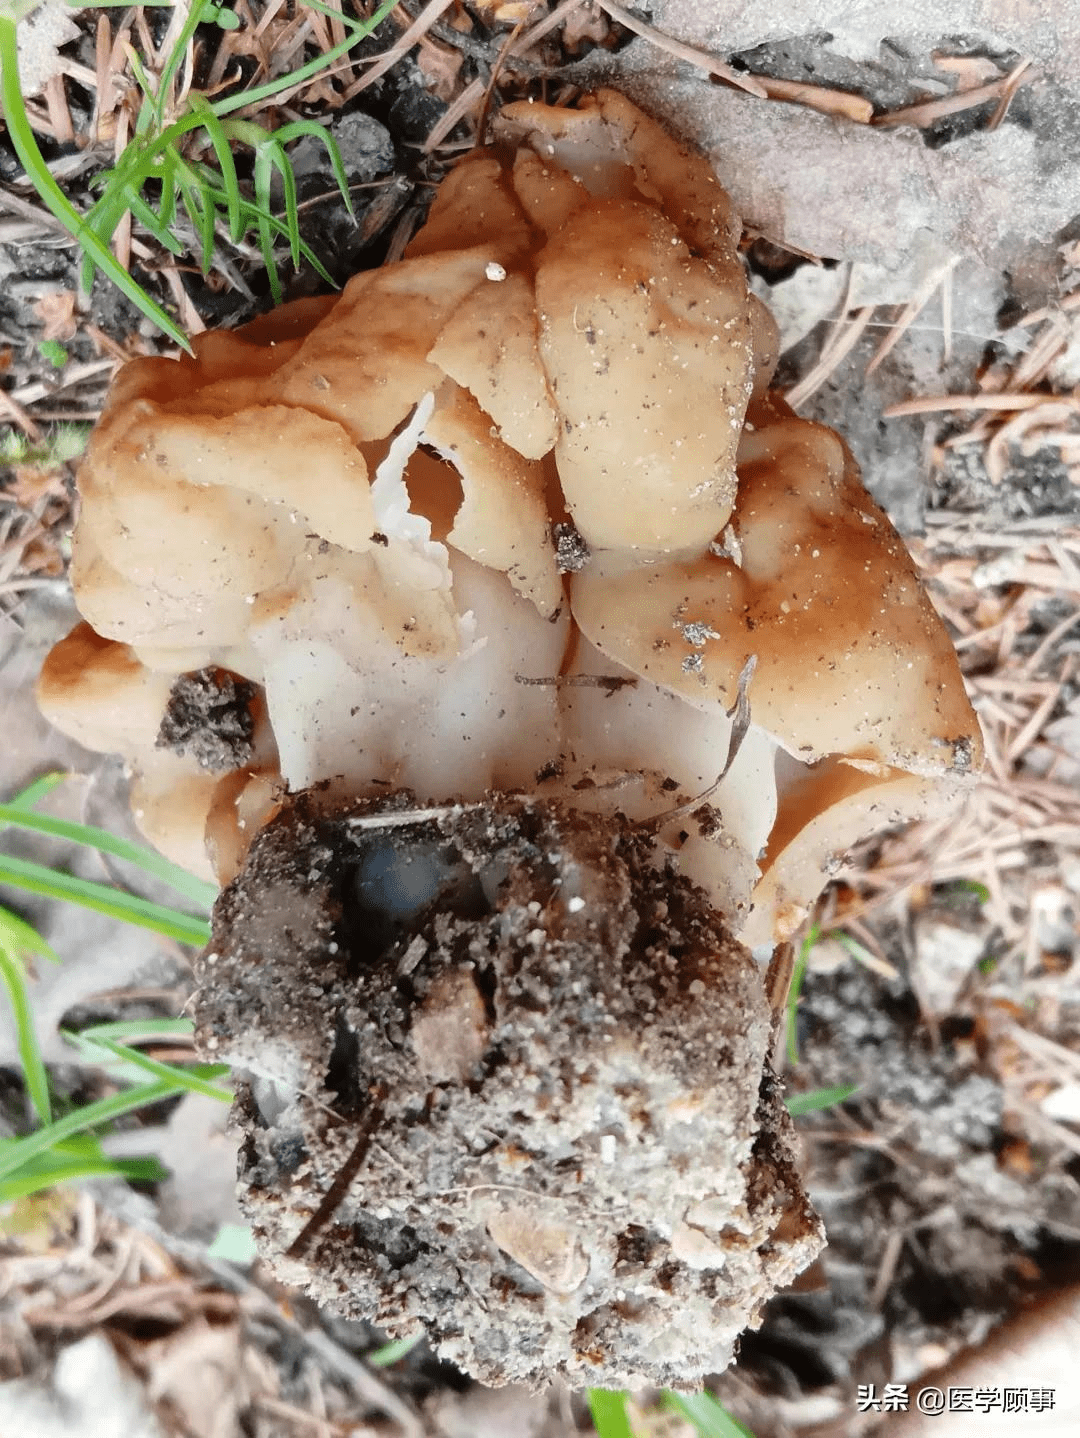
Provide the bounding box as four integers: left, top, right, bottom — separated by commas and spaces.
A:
34, 290, 78, 342
416, 36, 464, 102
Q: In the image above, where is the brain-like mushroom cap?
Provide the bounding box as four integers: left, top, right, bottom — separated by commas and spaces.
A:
570, 405, 982, 777
37, 89, 980, 948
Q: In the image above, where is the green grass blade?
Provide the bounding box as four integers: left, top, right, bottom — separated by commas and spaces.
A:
0, 1079, 178, 1182
274, 120, 355, 220
1, 1154, 168, 1203
264, 142, 301, 268
662, 1392, 755, 1438
66, 1020, 228, 1087
367, 1334, 422, 1367
786, 922, 818, 1067
587, 1390, 635, 1438
80, 179, 142, 266
79, 247, 97, 296
6, 773, 65, 812
176, 168, 218, 275
148, 0, 208, 133
1, 1131, 167, 1200
663, 1394, 753, 1438
63, 1031, 231, 1102
157, 161, 178, 232
0, 801, 217, 911
0, 854, 211, 947
785, 1083, 860, 1118
123, 38, 159, 107
75, 1018, 196, 1044
211, 0, 402, 119
294, 231, 337, 288
251, 145, 282, 303
0, 19, 190, 352
124, 187, 187, 256
189, 97, 243, 242
0, 903, 60, 966
0, 926, 52, 1124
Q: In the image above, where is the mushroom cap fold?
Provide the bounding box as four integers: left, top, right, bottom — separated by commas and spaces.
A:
534, 195, 754, 552
571, 413, 983, 777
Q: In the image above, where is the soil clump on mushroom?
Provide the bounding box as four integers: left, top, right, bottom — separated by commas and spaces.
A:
196, 789, 821, 1389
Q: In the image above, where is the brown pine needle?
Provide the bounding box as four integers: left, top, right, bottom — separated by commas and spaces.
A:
787, 305, 876, 408
753, 74, 872, 124
885, 392, 1078, 418
874, 59, 1035, 129
345, 0, 457, 99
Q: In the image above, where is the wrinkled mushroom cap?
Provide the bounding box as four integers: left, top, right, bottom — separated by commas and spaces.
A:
38, 88, 980, 947
572, 409, 980, 776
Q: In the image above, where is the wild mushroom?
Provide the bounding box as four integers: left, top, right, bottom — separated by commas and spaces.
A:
37, 89, 981, 1389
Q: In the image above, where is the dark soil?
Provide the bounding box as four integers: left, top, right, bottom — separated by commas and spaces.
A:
196, 787, 821, 1392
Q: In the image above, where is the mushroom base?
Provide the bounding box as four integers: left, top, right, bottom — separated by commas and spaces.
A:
195, 790, 823, 1389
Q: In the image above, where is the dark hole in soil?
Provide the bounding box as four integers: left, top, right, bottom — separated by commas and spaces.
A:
339, 833, 491, 971
325, 1015, 365, 1116
352, 1211, 425, 1271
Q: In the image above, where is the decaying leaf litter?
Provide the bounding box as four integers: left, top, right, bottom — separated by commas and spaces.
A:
2, 1, 1080, 1434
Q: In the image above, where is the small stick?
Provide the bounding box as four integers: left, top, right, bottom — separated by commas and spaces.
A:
346, 804, 476, 831
638, 654, 757, 832
43, 74, 75, 145
514, 0, 590, 54
987, 58, 1035, 130
345, 0, 457, 99
753, 75, 872, 124
865, 256, 959, 376
885, 392, 1073, 418
286, 1087, 387, 1260
0, 387, 43, 441
476, 8, 534, 147
873, 60, 1034, 129
786, 305, 875, 409
514, 672, 637, 695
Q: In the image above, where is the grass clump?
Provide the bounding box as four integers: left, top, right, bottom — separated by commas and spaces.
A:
0, 772, 219, 1203
1, 0, 402, 350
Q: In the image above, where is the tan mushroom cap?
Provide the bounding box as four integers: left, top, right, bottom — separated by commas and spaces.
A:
38, 89, 983, 941
69, 537, 259, 653
571, 412, 983, 777
36, 623, 175, 754
129, 752, 223, 883
495, 88, 742, 263
423, 383, 562, 617
205, 768, 281, 886
136, 404, 374, 553
36, 626, 257, 883
534, 195, 755, 553
426, 270, 559, 461
404, 152, 534, 267
273, 247, 499, 444
507, 147, 591, 238
76, 450, 301, 621
742, 762, 964, 949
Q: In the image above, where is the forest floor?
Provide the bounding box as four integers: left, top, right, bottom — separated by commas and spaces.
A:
2, 3, 1080, 1436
